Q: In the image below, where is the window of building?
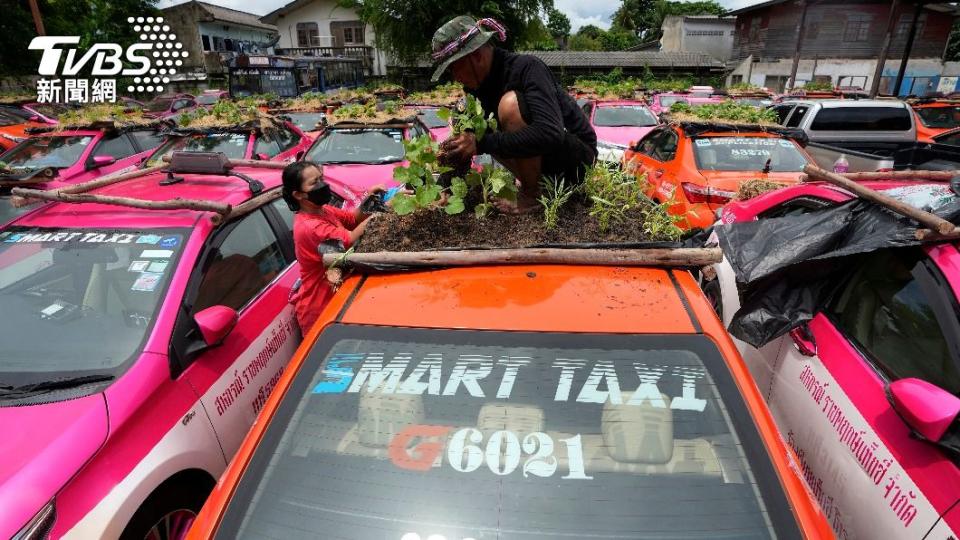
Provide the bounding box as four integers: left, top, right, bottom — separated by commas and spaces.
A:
201, 34, 211, 51
686, 30, 725, 37
296, 22, 321, 47
764, 75, 790, 93
213, 36, 225, 51
331, 20, 365, 46
805, 18, 820, 40
837, 75, 868, 89
749, 17, 761, 41
843, 14, 872, 42
896, 12, 927, 39
224, 38, 235, 52
730, 74, 743, 86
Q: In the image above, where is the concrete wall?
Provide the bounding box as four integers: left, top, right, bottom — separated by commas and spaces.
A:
270, 0, 387, 76
726, 56, 958, 95
661, 16, 734, 61
163, 3, 208, 75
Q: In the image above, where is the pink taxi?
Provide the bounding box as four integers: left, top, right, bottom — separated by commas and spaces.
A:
302, 120, 431, 206
0, 126, 166, 223
649, 91, 726, 117
704, 181, 960, 540
0, 151, 366, 539
580, 100, 659, 162
143, 94, 198, 120
142, 120, 312, 167
406, 105, 452, 142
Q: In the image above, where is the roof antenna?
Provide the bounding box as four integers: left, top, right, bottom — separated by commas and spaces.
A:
762, 158, 772, 174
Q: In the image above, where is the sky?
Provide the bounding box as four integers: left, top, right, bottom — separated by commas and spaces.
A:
157, 0, 764, 31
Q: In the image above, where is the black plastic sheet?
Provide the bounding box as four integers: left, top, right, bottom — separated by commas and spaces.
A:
717, 187, 960, 348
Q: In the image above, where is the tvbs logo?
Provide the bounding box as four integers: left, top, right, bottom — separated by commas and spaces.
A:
29, 16, 187, 101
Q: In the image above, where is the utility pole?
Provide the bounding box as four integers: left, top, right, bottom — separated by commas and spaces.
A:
870, 0, 901, 97
788, 0, 810, 91
28, 0, 45, 36
893, 1, 925, 96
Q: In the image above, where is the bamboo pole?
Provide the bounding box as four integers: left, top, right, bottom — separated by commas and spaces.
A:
801, 170, 960, 182
0, 177, 53, 188
322, 247, 723, 269
10, 188, 231, 216
916, 228, 960, 241
803, 164, 956, 234
211, 189, 283, 224
11, 164, 169, 208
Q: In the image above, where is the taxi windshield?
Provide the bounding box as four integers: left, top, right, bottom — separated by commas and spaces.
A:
0, 227, 186, 390
145, 98, 175, 112
306, 128, 405, 164
145, 133, 249, 167
693, 137, 808, 172
915, 106, 960, 129
216, 326, 802, 540
0, 135, 93, 170
285, 112, 326, 133
594, 105, 658, 127
659, 96, 688, 108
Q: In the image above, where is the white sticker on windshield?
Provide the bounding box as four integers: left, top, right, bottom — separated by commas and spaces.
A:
128, 260, 150, 272
40, 303, 64, 317
696, 139, 712, 147
140, 249, 173, 259
147, 260, 169, 273
131, 272, 163, 292
779, 139, 794, 148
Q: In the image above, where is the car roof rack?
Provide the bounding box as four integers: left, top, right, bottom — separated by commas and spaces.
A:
10, 152, 286, 225
803, 164, 960, 241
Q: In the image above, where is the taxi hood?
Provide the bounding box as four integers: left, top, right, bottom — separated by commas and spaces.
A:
323, 163, 403, 209
594, 125, 656, 147
0, 394, 108, 537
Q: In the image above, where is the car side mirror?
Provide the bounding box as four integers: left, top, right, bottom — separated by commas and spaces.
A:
255, 152, 269, 161
194, 305, 238, 347
889, 378, 960, 443
91, 155, 116, 168
28, 115, 41, 122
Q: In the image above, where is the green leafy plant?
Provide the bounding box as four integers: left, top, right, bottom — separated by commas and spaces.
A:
390, 135, 466, 216
538, 175, 577, 230
583, 160, 681, 241
801, 81, 834, 92
437, 94, 498, 140
382, 100, 400, 115
464, 165, 519, 218
640, 201, 683, 241
728, 82, 762, 92
669, 101, 778, 124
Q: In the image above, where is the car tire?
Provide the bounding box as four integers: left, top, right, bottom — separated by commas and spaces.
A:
119, 476, 213, 540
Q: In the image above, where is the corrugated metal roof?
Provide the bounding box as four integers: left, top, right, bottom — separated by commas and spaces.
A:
187, 1, 278, 32
522, 51, 724, 69
260, 0, 314, 25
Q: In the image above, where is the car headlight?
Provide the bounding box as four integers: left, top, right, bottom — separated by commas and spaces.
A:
13, 501, 56, 540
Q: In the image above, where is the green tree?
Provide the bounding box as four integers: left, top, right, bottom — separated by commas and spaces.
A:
546, 8, 571, 39
600, 28, 638, 50
612, 0, 723, 42
1, 0, 159, 77
339, 0, 555, 67
568, 33, 602, 51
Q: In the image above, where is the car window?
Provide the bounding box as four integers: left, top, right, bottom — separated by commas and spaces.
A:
270, 198, 295, 236
0, 135, 93, 169
772, 105, 794, 125
286, 112, 325, 133
415, 109, 447, 129
145, 133, 249, 167
91, 132, 137, 160
658, 95, 688, 108
173, 99, 193, 111
593, 106, 658, 127
636, 129, 662, 156
937, 130, 960, 147
652, 129, 679, 162
810, 106, 912, 131
129, 130, 166, 153
784, 106, 808, 128
757, 196, 834, 219
215, 327, 803, 539
278, 126, 301, 151
0, 227, 186, 388
193, 210, 287, 313
828, 248, 960, 394
916, 106, 960, 129
255, 135, 283, 159
307, 128, 405, 164
692, 137, 809, 172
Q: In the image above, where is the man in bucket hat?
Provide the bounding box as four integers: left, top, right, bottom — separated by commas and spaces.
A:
433, 15, 597, 213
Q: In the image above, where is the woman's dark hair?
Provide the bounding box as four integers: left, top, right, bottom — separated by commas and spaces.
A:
281, 161, 322, 211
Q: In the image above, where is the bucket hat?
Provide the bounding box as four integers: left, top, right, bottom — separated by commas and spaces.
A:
431, 16, 506, 82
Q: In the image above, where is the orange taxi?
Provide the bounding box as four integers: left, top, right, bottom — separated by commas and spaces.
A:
0, 109, 44, 152
186, 263, 832, 539
623, 122, 811, 229
910, 98, 960, 142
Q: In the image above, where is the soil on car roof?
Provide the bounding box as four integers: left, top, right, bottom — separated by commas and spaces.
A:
357, 198, 656, 252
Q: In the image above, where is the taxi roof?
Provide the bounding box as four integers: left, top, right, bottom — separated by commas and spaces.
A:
334, 265, 710, 335
12, 166, 282, 231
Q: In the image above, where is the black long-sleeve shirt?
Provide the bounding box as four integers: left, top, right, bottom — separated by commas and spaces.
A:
471, 48, 596, 159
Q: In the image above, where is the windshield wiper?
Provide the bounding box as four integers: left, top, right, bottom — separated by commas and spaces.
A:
0, 373, 114, 399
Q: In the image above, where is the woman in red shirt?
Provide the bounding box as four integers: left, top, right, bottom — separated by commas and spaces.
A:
281, 161, 378, 332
